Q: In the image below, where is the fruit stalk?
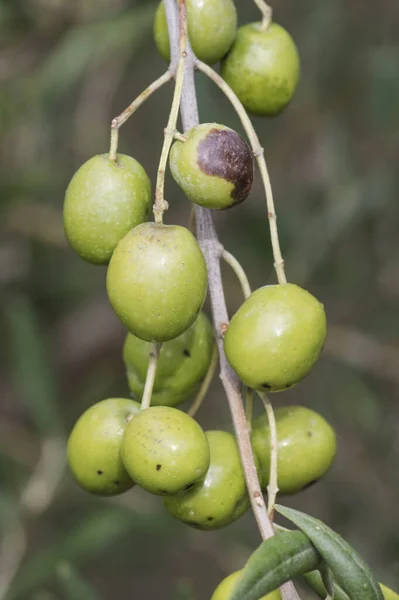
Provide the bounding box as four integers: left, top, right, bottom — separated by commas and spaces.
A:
196, 60, 287, 285
253, 0, 273, 31
153, 0, 188, 224
222, 249, 252, 299
109, 70, 172, 161
258, 392, 279, 516
164, 2, 300, 598
187, 345, 219, 418
140, 342, 162, 410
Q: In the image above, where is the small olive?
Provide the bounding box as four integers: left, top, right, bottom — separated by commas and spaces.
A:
106, 222, 208, 342
252, 406, 337, 494
211, 570, 281, 600
222, 22, 300, 117
121, 406, 210, 495
123, 312, 215, 407
67, 398, 140, 496
224, 284, 327, 391
63, 154, 151, 265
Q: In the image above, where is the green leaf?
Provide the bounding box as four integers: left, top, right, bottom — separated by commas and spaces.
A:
57, 562, 100, 600
6, 295, 62, 436
276, 505, 384, 600
303, 571, 350, 600
230, 530, 321, 600
319, 563, 335, 598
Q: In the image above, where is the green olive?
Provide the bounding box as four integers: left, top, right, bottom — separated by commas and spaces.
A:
121, 406, 210, 495
224, 284, 327, 391
63, 154, 151, 265
252, 406, 337, 494
221, 22, 300, 117
106, 222, 208, 342
164, 430, 260, 529
154, 0, 237, 65
169, 123, 253, 210
67, 398, 140, 496
123, 312, 215, 407
211, 570, 281, 600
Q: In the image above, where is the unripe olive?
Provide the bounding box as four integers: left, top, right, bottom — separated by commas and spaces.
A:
221, 22, 300, 117
67, 398, 140, 496
63, 154, 151, 265
170, 123, 254, 210
106, 223, 207, 342
123, 312, 215, 407
154, 0, 237, 65
121, 406, 210, 495
164, 430, 261, 529
211, 570, 281, 600
224, 284, 327, 391
252, 406, 337, 494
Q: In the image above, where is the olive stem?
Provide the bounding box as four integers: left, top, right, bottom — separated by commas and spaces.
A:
253, 0, 273, 31
153, 0, 188, 224
109, 70, 172, 161
140, 343, 161, 410
195, 60, 287, 285
222, 249, 252, 299
258, 391, 279, 517
165, 2, 300, 598
245, 388, 253, 435
187, 345, 219, 418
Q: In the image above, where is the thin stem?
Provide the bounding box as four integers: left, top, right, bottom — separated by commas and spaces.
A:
141, 343, 161, 410
253, 0, 273, 31
245, 388, 253, 435
196, 60, 287, 285
188, 345, 219, 418
258, 391, 279, 517
153, 0, 188, 224
222, 249, 252, 299
109, 70, 172, 161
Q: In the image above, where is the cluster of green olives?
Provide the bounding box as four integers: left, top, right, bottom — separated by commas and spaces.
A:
64, 1, 337, 597
154, 0, 300, 117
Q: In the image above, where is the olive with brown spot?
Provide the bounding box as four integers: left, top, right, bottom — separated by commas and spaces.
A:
251, 406, 337, 494
169, 123, 254, 210
121, 406, 210, 495
106, 222, 208, 342
163, 430, 263, 529
67, 398, 140, 496
123, 311, 215, 407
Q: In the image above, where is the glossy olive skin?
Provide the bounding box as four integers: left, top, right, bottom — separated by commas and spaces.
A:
164, 430, 260, 529
63, 154, 151, 265
252, 406, 337, 495
67, 398, 140, 496
222, 22, 300, 117
121, 406, 210, 495
211, 570, 281, 600
224, 284, 327, 391
123, 312, 215, 407
170, 123, 254, 210
106, 223, 207, 342
154, 0, 237, 65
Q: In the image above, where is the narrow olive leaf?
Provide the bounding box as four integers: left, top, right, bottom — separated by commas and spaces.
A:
304, 571, 350, 600
276, 505, 384, 600
380, 585, 399, 600
319, 563, 335, 598
230, 530, 321, 600
57, 562, 100, 600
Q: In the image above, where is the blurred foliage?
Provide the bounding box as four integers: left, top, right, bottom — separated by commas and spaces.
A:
0, 0, 398, 598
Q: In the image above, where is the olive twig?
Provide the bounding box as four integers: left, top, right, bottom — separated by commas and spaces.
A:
196, 60, 287, 286
245, 387, 253, 435
141, 343, 162, 410
222, 249, 252, 299
258, 391, 279, 517
187, 345, 219, 418
253, 0, 273, 31
109, 70, 172, 161
165, 2, 300, 597
153, 0, 188, 224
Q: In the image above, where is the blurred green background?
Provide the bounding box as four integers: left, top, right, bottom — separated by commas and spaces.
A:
1, 0, 398, 598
